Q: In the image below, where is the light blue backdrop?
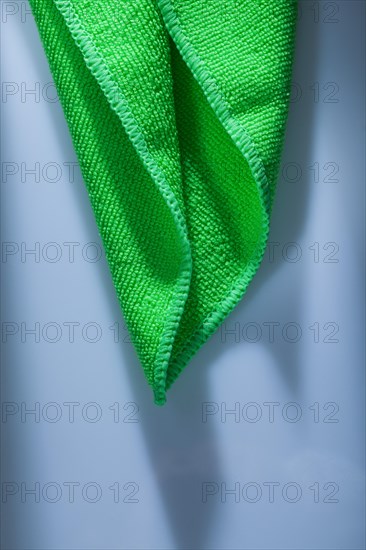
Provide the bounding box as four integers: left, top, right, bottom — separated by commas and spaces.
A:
1, 1, 365, 548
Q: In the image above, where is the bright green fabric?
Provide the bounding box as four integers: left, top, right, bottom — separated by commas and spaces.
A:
29, 0, 297, 404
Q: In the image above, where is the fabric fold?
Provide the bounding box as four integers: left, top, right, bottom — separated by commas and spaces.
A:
29, 0, 297, 404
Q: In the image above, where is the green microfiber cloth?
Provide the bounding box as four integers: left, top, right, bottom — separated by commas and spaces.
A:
29, 0, 297, 404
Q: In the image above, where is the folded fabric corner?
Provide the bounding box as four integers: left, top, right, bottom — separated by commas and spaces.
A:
29, 0, 298, 404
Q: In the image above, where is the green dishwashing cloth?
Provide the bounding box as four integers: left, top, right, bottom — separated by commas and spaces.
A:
29, 0, 297, 404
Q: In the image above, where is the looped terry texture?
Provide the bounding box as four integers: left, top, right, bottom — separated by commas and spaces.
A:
29, 0, 297, 404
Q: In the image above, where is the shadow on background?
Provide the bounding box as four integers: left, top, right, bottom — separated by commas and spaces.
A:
119, 12, 320, 549
14, 5, 321, 550
112, 12, 321, 550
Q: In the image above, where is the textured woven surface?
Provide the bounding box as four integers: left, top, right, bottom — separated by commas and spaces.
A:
29, 0, 297, 404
